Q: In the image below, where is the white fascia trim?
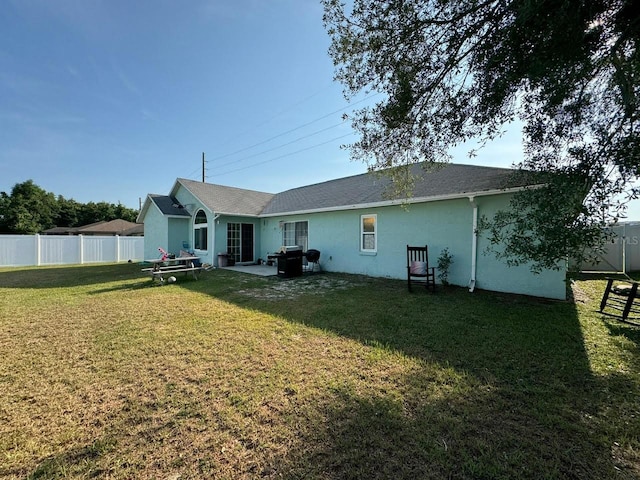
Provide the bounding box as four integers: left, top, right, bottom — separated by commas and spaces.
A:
214, 212, 261, 218
258, 185, 542, 218
136, 196, 151, 223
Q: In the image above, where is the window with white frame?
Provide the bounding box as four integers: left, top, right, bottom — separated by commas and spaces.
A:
360, 214, 377, 252
193, 209, 208, 251
283, 221, 308, 251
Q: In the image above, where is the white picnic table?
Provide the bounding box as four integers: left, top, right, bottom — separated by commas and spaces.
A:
142, 256, 202, 284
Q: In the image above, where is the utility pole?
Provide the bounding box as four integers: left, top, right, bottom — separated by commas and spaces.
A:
202, 152, 205, 182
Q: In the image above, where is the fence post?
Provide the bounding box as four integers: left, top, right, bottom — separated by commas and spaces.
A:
115, 235, 120, 263
623, 223, 627, 275
79, 235, 84, 264
35, 233, 41, 266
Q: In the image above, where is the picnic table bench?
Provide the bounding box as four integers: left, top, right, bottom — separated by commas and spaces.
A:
142, 256, 203, 285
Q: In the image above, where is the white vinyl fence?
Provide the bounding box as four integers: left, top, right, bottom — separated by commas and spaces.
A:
576, 222, 640, 273
0, 234, 144, 267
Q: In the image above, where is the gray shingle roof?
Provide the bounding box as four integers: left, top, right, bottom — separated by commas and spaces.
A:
177, 178, 275, 216
261, 163, 529, 215
151, 164, 530, 218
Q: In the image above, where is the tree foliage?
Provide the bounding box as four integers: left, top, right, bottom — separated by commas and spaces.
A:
0, 180, 138, 234
323, 0, 640, 270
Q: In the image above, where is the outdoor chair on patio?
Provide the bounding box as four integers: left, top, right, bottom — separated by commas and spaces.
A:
407, 245, 436, 292
599, 277, 640, 324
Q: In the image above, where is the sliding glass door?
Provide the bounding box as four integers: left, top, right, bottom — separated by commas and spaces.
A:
227, 222, 254, 263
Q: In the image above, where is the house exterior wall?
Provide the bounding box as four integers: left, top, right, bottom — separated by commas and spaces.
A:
143, 205, 170, 261
167, 218, 190, 256
150, 181, 566, 299
260, 194, 566, 300
473, 195, 567, 299
260, 199, 472, 283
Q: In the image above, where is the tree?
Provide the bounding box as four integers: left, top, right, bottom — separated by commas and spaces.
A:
0, 192, 9, 232
323, 0, 640, 270
1, 180, 59, 234
56, 196, 81, 228
78, 202, 116, 226
0, 181, 140, 234
114, 202, 138, 223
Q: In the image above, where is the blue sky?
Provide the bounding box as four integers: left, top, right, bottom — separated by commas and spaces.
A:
2, 0, 638, 219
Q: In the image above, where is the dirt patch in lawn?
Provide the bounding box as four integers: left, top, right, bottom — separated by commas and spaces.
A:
235, 274, 365, 300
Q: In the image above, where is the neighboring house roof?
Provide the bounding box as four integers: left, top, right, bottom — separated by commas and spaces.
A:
42, 226, 80, 235
42, 219, 143, 236
176, 178, 275, 216
77, 219, 143, 236
262, 163, 531, 215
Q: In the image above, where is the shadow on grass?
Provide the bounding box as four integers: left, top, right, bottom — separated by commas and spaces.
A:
605, 319, 640, 345
13, 267, 638, 479
175, 270, 639, 478
14, 437, 116, 480
279, 384, 605, 479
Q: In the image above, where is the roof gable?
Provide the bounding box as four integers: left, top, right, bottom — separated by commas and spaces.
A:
176, 178, 275, 216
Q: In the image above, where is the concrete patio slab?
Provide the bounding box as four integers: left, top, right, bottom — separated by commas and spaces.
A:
221, 264, 278, 277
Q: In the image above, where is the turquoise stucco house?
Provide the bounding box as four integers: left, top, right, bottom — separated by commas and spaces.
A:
137, 163, 567, 299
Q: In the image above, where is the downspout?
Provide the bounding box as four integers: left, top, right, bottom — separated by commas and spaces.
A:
469, 196, 478, 292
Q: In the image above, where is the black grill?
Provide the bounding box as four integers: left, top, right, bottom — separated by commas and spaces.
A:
305, 249, 320, 263
275, 249, 303, 278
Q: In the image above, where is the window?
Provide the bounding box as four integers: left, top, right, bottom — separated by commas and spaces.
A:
360, 214, 377, 252
193, 210, 208, 251
283, 221, 308, 251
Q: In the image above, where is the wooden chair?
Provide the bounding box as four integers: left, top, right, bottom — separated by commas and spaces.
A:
600, 277, 640, 324
407, 245, 436, 292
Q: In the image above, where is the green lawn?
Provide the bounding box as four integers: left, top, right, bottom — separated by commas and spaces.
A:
0, 264, 638, 479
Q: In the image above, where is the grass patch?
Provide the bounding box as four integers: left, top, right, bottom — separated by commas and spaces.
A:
0, 264, 638, 479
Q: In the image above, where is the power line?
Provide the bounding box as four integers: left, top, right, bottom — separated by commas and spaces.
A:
209, 92, 379, 163
215, 84, 335, 151
184, 166, 201, 179
214, 119, 348, 169
209, 132, 356, 178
